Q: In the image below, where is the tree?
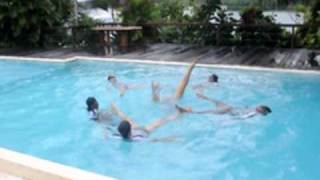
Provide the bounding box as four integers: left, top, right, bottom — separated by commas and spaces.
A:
297, 0, 320, 48
237, 7, 282, 46
193, 0, 226, 45
0, 0, 73, 47
120, 0, 159, 25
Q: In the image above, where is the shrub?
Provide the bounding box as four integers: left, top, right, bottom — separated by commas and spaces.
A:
156, 0, 196, 44
0, 0, 73, 47
296, 0, 320, 48
118, 0, 160, 43
236, 7, 282, 47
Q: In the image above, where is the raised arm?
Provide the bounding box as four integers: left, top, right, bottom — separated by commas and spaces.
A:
111, 103, 139, 129
175, 58, 200, 100
145, 113, 180, 133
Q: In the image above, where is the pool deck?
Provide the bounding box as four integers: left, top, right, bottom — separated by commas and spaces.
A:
0, 43, 319, 71
0, 171, 23, 180
0, 148, 115, 180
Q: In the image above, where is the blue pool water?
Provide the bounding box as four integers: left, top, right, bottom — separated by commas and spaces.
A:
0, 59, 320, 180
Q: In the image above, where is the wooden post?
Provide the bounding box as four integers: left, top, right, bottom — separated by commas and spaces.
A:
291, 26, 295, 49
119, 31, 129, 52
106, 31, 111, 55
98, 31, 106, 55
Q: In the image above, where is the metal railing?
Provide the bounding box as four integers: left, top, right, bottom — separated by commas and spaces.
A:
36, 22, 318, 50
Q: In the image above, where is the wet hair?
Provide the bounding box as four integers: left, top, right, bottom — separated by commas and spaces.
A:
118, 121, 131, 140
107, 75, 116, 81
86, 97, 97, 112
260, 106, 272, 114
208, 74, 218, 83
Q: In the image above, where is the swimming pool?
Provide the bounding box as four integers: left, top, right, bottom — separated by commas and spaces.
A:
0, 58, 319, 180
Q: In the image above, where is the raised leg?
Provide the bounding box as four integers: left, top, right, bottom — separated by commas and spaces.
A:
175, 58, 200, 100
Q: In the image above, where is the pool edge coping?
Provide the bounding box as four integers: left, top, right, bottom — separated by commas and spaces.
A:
0, 55, 320, 75
0, 148, 115, 180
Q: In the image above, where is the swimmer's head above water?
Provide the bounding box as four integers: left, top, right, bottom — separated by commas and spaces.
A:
256, 106, 272, 116
208, 74, 218, 83
118, 120, 132, 140
86, 97, 99, 112
107, 75, 117, 83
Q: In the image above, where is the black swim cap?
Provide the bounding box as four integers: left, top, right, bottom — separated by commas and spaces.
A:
209, 74, 218, 82
261, 106, 272, 113
86, 97, 97, 112
118, 120, 131, 140
108, 75, 116, 81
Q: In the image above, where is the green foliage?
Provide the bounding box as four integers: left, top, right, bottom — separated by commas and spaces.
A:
120, 0, 160, 24
155, 0, 236, 45
118, 0, 160, 43
191, 0, 222, 45
157, 0, 191, 22
222, 0, 311, 10
195, 0, 221, 22
191, 0, 237, 45
156, 0, 196, 43
0, 0, 73, 47
237, 7, 282, 46
78, 13, 97, 28
73, 13, 100, 49
91, 0, 117, 10
296, 0, 320, 48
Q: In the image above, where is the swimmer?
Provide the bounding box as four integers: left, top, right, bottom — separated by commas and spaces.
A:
111, 103, 182, 142
176, 93, 272, 119
152, 58, 201, 103
107, 75, 144, 97
192, 73, 219, 94
86, 97, 117, 125
107, 75, 130, 97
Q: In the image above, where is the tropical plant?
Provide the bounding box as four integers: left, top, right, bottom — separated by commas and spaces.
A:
0, 0, 73, 47
236, 7, 282, 46
118, 0, 161, 43
120, 0, 159, 25
71, 13, 100, 49
191, 0, 223, 45
156, 0, 196, 43
295, 0, 320, 48
190, 0, 237, 45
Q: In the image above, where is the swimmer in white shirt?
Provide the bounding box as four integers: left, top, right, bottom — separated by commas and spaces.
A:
110, 103, 182, 142
176, 93, 272, 119
152, 58, 201, 103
